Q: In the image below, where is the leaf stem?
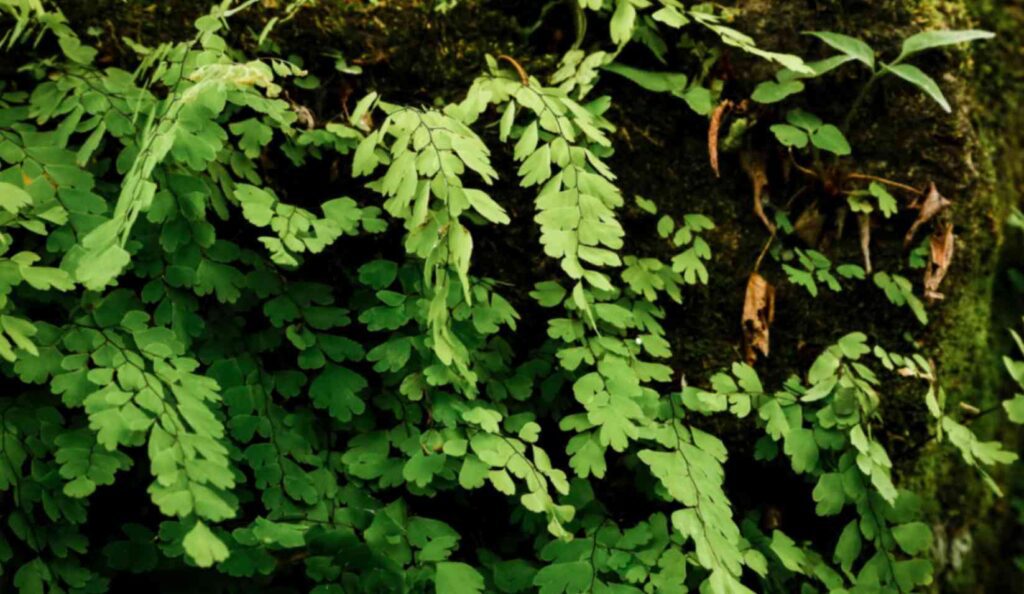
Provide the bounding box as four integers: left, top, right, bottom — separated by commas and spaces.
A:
846, 172, 923, 195
571, 0, 587, 50
842, 72, 882, 133
752, 230, 776, 273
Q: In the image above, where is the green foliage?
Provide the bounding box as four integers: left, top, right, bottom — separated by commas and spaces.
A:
0, 2, 1013, 594
754, 28, 994, 114
683, 332, 1019, 593
874, 272, 928, 325
770, 109, 850, 155
782, 248, 864, 297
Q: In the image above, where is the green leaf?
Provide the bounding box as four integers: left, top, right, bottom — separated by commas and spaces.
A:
680, 85, 713, 115
883, 63, 950, 112
896, 29, 994, 63
14, 559, 48, 594
786, 109, 823, 131
499, 100, 516, 142
533, 561, 591, 594
183, 521, 230, 568
892, 521, 932, 555
603, 63, 687, 93
732, 362, 763, 393
837, 332, 870, 359
309, 364, 367, 422
1003, 394, 1024, 424
350, 91, 379, 125
834, 520, 862, 572
752, 79, 805, 104
465, 188, 511, 224
893, 558, 934, 591
769, 530, 806, 572
874, 272, 928, 324
404, 453, 446, 487
810, 124, 851, 156
635, 195, 658, 214
869, 182, 898, 218
0, 182, 33, 213
74, 241, 132, 290
436, 561, 485, 594
252, 519, 307, 548
805, 31, 875, 69
531, 281, 567, 307
783, 428, 819, 474
609, 0, 636, 45
358, 259, 399, 289
770, 124, 809, 148
812, 473, 846, 516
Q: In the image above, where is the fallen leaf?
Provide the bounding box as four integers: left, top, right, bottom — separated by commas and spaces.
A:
923, 223, 954, 302
742, 272, 775, 365
708, 99, 733, 177
904, 182, 951, 247
858, 212, 873, 274
740, 150, 775, 232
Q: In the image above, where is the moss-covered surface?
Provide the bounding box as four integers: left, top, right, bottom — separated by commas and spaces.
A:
54, 0, 1024, 590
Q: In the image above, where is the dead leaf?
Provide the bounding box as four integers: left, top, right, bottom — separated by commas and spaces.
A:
833, 204, 848, 243
288, 97, 316, 130
742, 272, 775, 365
740, 150, 775, 232
958, 402, 981, 415
708, 99, 733, 178
904, 182, 951, 247
858, 212, 873, 274
793, 201, 825, 246
924, 223, 954, 302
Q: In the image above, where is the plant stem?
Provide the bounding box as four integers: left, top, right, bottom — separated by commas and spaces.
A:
571, 0, 587, 50
842, 72, 881, 133
846, 172, 923, 195
752, 230, 776, 273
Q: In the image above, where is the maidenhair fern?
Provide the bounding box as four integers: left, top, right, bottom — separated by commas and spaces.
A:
0, 1, 1014, 593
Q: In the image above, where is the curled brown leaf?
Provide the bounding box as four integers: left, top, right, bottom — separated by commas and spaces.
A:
904, 182, 951, 247
708, 99, 734, 178
498, 54, 529, 86
793, 200, 825, 246
742, 272, 775, 365
858, 212, 873, 274
924, 223, 954, 302
740, 150, 775, 232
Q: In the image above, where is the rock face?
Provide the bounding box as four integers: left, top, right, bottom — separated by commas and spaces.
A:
16, 0, 1024, 591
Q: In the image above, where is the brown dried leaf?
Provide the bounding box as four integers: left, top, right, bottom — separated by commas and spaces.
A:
858, 212, 873, 274
740, 150, 775, 232
904, 182, 951, 247
708, 99, 733, 178
924, 223, 954, 302
742, 272, 775, 365
793, 201, 825, 246
958, 402, 981, 415
292, 104, 316, 130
